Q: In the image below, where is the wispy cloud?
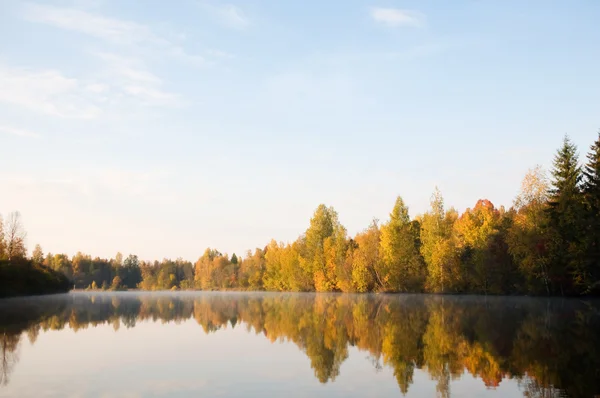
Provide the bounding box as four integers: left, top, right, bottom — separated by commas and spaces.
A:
370, 7, 424, 28
0, 55, 179, 120
22, 2, 212, 66
91, 52, 162, 84
0, 65, 101, 118
23, 3, 160, 46
0, 125, 41, 138
202, 3, 249, 30
90, 52, 181, 107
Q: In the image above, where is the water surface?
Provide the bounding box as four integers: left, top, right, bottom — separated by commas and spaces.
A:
0, 292, 598, 397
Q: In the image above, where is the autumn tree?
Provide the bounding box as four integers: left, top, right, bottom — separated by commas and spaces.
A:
0, 215, 5, 260
351, 220, 380, 292
111, 276, 122, 290
302, 205, 346, 291
454, 200, 511, 294
4, 212, 27, 261
378, 196, 425, 292
239, 248, 265, 290
195, 248, 220, 289
420, 188, 461, 292
507, 166, 551, 294
113, 252, 123, 268
31, 244, 44, 265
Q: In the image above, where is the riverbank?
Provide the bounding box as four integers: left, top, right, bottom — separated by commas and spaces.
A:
0, 260, 72, 298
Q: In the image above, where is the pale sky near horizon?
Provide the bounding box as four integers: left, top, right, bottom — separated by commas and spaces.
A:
1, 0, 599, 262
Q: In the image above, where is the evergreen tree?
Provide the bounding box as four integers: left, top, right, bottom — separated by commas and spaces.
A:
546, 135, 585, 294
583, 131, 600, 291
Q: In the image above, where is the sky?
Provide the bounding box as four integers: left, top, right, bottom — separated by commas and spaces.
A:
1, 0, 599, 262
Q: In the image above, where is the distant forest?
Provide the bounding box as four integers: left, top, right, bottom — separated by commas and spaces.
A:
2, 133, 600, 296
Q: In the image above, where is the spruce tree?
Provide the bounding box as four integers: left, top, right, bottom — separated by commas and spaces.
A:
583, 132, 600, 291
546, 135, 585, 294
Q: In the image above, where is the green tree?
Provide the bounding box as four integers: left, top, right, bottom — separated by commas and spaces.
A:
121, 254, 142, 289
546, 135, 585, 294
582, 131, 600, 292
231, 253, 238, 265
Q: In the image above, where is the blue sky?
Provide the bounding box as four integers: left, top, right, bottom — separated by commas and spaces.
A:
1, 0, 599, 261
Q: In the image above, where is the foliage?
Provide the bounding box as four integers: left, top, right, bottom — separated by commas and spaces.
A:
0, 258, 71, 298
4, 133, 600, 296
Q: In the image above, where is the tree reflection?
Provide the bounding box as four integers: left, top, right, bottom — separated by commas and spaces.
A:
0, 293, 598, 397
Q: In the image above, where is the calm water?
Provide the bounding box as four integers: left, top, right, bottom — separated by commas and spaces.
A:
0, 292, 599, 397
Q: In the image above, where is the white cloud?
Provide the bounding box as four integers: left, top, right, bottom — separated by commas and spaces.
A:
219, 4, 249, 29
91, 52, 162, 84
370, 7, 424, 27
0, 125, 41, 138
0, 57, 180, 120
203, 3, 249, 30
90, 52, 180, 107
23, 3, 160, 46
169, 46, 207, 67
0, 65, 101, 119
22, 3, 213, 67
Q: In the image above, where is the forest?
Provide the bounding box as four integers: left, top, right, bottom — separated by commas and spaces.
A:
2, 133, 599, 296
1, 293, 598, 397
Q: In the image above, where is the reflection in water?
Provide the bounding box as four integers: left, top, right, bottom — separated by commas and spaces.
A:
0, 292, 599, 397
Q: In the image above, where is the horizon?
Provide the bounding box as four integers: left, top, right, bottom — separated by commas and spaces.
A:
1, 0, 599, 261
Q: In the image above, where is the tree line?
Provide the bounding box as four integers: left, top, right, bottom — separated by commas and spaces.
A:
3, 133, 600, 296
1, 293, 598, 397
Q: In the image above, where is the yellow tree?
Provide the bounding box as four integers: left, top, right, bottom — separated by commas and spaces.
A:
351, 220, 380, 292
420, 188, 461, 293
379, 196, 425, 292
194, 248, 221, 290
303, 205, 347, 291
507, 166, 551, 294
454, 199, 502, 294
